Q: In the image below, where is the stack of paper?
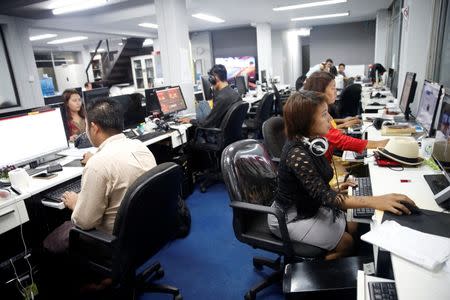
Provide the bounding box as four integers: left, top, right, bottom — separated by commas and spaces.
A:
361, 221, 450, 271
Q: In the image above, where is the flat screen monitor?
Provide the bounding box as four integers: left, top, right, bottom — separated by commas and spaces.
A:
83, 87, 109, 107
415, 80, 444, 135
235, 76, 247, 95
214, 56, 256, 88
399, 72, 417, 120
156, 86, 187, 116
436, 90, 450, 139
44, 95, 63, 106
0, 107, 68, 167
109, 94, 146, 129
201, 76, 213, 100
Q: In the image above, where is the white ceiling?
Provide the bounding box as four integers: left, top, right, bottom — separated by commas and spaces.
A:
1, 0, 393, 48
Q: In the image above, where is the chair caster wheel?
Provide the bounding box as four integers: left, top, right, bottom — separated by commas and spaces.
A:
200, 185, 206, 193
244, 291, 255, 300
155, 268, 164, 279
174, 294, 183, 300
253, 262, 263, 271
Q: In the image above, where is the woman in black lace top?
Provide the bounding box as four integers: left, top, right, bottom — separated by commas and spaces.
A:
268, 91, 416, 260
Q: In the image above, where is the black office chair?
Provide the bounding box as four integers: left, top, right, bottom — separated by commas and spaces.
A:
221, 140, 327, 300
261, 116, 286, 163
69, 162, 183, 300
339, 83, 363, 118
272, 84, 283, 116
193, 101, 249, 192
244, 93, 275, 139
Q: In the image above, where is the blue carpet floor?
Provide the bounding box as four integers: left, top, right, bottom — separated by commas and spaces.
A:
139, 183, 284, 300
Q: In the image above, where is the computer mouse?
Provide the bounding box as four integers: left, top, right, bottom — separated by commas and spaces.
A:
371, 102, 381, 106
399, 201, 422, 215
388, 100, 394, 103
374, 92, 381, 98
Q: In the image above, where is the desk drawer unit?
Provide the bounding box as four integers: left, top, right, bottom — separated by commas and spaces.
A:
0, 201, 29, 235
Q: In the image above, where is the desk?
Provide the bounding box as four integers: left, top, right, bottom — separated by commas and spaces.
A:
242, 93, 265, 106
0, 124, 191, 235
350, 124, 450, 300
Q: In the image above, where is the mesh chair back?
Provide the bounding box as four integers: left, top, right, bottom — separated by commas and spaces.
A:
339, 83, 362, 118
262, 116, 286, 159
220, 101, 249, 148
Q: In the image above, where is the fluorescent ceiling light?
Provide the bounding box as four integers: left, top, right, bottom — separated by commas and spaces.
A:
192, 13, 225, 23
143, 39, 154, 47
90, 48, 105, 52
52, 0, 108, 15
291, 12, 349, 21
274, 0, 347, 11
118, 42, 123, 46
29, 34, 57, 41
296, 28, 311, 36
139, 23, 159, 29
47, 36, 88, 44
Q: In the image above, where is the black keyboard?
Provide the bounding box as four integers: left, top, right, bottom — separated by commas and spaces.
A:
43, 179, 81, 202
423, 174, 449, 195
134, 130, 170, 142
368, 282, 397, 300
352, 177, 375, 218
26, 168, 45, 176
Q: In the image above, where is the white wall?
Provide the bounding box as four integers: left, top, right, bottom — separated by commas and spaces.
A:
282, 30, 301, 87
374, 9, 391, 67
190, 31, 213, 75
397, 0, 434, 115
0, 16, 43, 113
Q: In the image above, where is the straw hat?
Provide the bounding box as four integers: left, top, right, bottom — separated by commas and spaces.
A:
377, 137, 424, 166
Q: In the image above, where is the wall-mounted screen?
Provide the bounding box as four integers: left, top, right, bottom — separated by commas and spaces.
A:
214, 56, 256, 88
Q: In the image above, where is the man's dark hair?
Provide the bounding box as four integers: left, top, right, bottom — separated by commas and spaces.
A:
84, 82, 91, 88
339, 63, 345, 68
325, 58, 334, 64
86, 98, 123, 134
209, 64, 228, 82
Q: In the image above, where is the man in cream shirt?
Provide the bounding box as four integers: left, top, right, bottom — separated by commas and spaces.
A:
62, 98, 156, 234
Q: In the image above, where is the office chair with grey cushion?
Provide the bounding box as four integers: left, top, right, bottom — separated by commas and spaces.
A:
339, 83, 363, 118
262, 116, 286, 163
244, 93, 275, 139
221, 140, 327, 300
69, 162, 183, 300
193, 101, 249, 192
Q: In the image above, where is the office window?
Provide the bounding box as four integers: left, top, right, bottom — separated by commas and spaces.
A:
0, 27, 20, 109
436, 0, 450, 88
386, 0, 403, 97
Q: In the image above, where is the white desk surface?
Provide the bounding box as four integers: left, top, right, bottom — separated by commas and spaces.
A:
354, 124, 450, 300
242, 93, 265, 105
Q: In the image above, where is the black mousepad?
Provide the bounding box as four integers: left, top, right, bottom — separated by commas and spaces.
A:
382, 209, 450, 238
64, 159, 83, 168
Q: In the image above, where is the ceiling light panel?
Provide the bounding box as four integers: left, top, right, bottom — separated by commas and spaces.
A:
274, 0, 347, 11
291, 12, 349, 21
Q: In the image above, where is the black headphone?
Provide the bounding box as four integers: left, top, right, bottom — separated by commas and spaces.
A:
208, 72, 217, 85
302, 136, 329, 156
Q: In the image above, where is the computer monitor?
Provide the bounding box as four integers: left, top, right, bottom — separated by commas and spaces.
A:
399, 72, 417, 120
201, 75, 213, 100
109, 93, 146, 129
415, 80, 444, 136
155, 86, 187, 117
44, 95, 63, 106
0, 107, 68, 167
435, 90, 450, 139
235, 76, 247, 95
83, 87, 109, 107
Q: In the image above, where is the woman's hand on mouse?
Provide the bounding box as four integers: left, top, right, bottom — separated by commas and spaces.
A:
371, 193, 416, 215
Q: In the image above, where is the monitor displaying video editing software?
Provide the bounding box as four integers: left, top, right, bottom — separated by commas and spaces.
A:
0, 107, 68, 167
156, 86, 187, 116
415, 80, 443, 135
399, 72, 417, 120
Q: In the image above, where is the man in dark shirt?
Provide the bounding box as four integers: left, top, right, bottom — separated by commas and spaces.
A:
181, 64, 241, 128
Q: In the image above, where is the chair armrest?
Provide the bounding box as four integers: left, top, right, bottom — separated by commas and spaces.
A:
229, 201, 292, 250
70, 227, 116, 246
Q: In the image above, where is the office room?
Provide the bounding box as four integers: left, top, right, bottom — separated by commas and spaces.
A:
0, 0, 449, 299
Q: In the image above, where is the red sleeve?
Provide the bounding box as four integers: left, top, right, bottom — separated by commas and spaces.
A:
325, 127, 368, 154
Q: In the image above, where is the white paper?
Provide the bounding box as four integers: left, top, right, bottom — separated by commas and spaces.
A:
361, 221, 450, 272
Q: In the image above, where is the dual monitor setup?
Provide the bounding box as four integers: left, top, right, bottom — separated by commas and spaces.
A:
394, 71, 447, 138
0, 85, 187, 171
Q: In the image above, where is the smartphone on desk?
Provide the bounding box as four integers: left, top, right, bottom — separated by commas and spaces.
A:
34, 173, 57, 179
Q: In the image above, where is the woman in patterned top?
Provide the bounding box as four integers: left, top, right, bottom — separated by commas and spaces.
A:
63, 89, 86, 142
268, 91, 416, 260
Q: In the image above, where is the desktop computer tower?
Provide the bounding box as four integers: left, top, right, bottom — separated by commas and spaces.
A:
172, 153, 194, 199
